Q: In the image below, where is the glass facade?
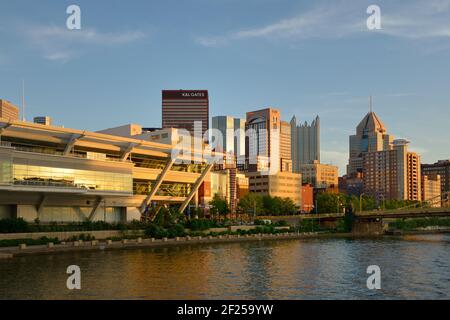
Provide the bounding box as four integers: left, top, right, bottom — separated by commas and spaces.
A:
12, 164, 132, 192
0, 160, 12, 184
133, 180, 191, 197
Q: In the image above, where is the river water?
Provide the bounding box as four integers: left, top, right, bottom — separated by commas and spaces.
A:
1, 234, 449, 300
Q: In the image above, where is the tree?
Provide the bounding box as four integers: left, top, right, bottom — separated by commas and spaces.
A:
315, 193, 341, 213
262, 196, 279, 215
209, 194, 229, 219
238, 193, 264, 216
279, 197, 297, 215
238, 194, 297, 216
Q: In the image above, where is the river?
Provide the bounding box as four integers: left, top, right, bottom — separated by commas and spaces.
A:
1, 234, 449, 299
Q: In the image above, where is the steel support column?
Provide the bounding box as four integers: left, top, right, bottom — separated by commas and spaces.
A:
64, 133, 85, 156
88, 197, 103, 221
36, 195, 47, 220
121, 142, 137, 161
179, 163, 213, 214
139, 156, 176, 213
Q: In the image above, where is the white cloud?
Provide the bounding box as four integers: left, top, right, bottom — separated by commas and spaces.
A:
20, 25, 146, 62
196, 4, 359, 46
196, 0, 450, 47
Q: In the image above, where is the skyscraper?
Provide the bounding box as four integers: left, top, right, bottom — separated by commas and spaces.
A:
212, 116, 245, 157
280, 120, 292, 172
246, 108, 280, 173
162, 90, 209, 136
347, 110, 393, 175
290, 115, 320, 173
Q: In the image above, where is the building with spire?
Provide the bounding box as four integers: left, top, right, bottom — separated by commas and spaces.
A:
347, 101, 422, 202
347, 107, 393, 175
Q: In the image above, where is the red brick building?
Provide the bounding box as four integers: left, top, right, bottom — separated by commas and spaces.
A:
301, 183, 314, 213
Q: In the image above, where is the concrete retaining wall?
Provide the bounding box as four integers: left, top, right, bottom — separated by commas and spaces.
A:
0, 230, 143, 241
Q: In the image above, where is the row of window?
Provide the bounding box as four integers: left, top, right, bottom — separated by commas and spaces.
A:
12, 164, 133, 192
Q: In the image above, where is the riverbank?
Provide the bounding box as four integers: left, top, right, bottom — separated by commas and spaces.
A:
0, 232, 336, 258
2, 228, 450, 259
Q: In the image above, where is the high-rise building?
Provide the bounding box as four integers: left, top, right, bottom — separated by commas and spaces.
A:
212, 116, 245, 157
422, 174, 441, 207
299, 161, 339, 189
422, 160, 449, 195
290, 115, 320, 173
246, 108, 280, 173
33, 116, 52, 126
347, 110, 393, 175
280, 121, 292, 172
162, 90, 209, 136
362, 139, 421, 201
0, 100, 19, 121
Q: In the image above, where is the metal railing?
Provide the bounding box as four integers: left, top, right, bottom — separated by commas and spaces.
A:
13, 179, 83, 189
10, 144, 129, 163
0, 141, 12, 147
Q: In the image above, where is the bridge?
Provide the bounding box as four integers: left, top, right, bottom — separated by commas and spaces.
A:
297, 207, 450, 235
263, 192, 450, 235
300, 206, 450, 220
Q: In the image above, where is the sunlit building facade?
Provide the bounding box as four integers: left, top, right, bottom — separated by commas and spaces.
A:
299, 161, 338, 189
0, 100, 19, 121
422, 160, 449, 195
422, 174, 441, 207
348, 111, 393, 175
247, 171, 302, 207
0, 117, 214, 223
362, 139, 421, 202
280, 120, 292, 172
246, 108, 281, 173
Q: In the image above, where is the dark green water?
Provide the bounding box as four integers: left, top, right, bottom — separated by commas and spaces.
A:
1, 234, 449, 299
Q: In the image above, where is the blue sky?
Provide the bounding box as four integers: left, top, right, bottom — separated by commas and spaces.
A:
0, 0, 449, 174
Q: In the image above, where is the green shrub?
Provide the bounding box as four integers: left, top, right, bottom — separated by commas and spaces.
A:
273, 220, 289, 227
145, 224, 169, 239
185, 219, 219, 231
390, 217, 450, 230
167, 224, 186, 238
0, 237, 60, 247
0, 218, 30, 233
0, 218, 150, 234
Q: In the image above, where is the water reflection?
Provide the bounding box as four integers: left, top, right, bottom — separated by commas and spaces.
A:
0, 234, 449, 300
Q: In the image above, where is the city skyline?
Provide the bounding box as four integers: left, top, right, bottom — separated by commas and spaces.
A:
1, 0, 450, 174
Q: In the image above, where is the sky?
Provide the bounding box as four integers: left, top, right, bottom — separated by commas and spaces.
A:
0, 0, 449, 174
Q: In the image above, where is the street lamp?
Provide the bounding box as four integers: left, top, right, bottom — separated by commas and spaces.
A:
379, 194, 385, 211
359, 193, 365, 213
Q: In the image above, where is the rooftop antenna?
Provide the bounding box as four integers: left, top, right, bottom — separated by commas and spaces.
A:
22, 80, 26, 122
369, 95, 373, 113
